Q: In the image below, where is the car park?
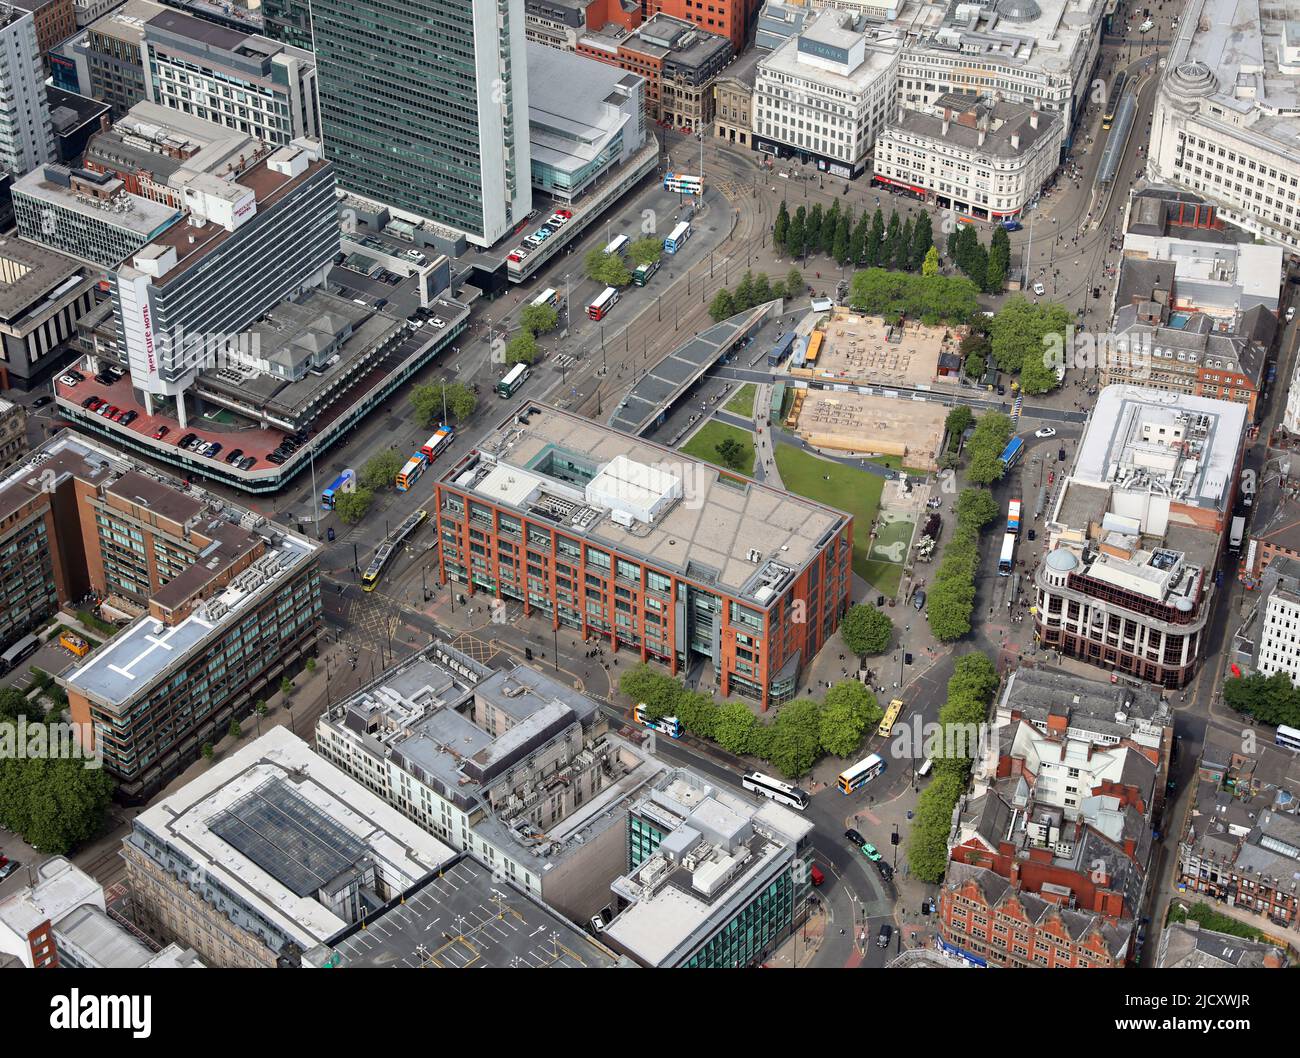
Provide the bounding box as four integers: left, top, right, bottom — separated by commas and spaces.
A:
153, 426, 170, 440
1035, 427, 1057, 438
844, 828, 866, 848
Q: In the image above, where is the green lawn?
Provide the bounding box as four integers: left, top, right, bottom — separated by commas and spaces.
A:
862, 515, 913, 597
682, 421, 756, 476
724, 383, 757, 419
864, 454, 932, 477
774, 444, 893, 591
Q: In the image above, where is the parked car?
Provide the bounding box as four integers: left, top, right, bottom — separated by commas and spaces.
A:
555, 208, 572, 219
58, 374, 80, 387
178, 432, 196, 448
239, 456, 256, 470
225, 448, 244, 464
0, 858, 19, 881
844, 828, 866, 848
912, 590, 927, 611
267, 452, 286, 465
861, 843, 882, 862
1035, 427, 1057, 438
1288, 306, 1296, 323
153, 425, 170, 440
205, 442, 222, 458
876, 860, 894, 882
80, 396, 99, 409
99, 405, 118, 418
65, 369, 85, 382
119, 410, 137, 425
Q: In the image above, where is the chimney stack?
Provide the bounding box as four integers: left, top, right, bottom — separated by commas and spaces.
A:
942, 117, 950, 136
978, 126, 987, 147
1011, 131, 1020, 150
1030, 107, 1040, 130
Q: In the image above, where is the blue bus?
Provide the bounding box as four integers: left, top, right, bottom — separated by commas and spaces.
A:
664, 221, 692, 254
999, 436, 1025, 471
321, 468, 356, 510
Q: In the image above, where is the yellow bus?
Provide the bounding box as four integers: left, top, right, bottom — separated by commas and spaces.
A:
877, 697, 904, 738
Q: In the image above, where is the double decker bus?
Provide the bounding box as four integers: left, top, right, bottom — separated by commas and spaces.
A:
877, 698, 905, 738
496, 363, 530, 398
1103, 72, 1128, 130
395, 453, 428, 492
420, 424, 454, 463
320, 468, 355, 510
361, 508, 428, 591
742, 772, 810, 811
664, 221, 692, 254
837, 753, 885, 794
531, 288, 559, 311
805, 330, 824, 365
1277, 724, 1300, 752
604, 234, 629, 257
663, 173, 703, 195
633, 260, 660, 286
633, 702, 682, 738
1007, 498, 1022, 535
588, 286, 619, 321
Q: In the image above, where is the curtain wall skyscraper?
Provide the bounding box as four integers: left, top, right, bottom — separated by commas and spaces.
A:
311, 0, 532, 247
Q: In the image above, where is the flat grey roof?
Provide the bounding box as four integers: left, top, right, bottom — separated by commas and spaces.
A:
0, 235, 85, 324
318, 855, 622, 968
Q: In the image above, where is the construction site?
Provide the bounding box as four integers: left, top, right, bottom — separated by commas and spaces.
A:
781, 388, 947, 471
786, 310, 961, 389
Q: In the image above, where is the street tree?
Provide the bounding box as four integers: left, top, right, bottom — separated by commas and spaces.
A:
334, 487, 374, 525
505, 330, 538, 366
840, 604, 893, 656
359, 450, 403, 491
628, 236, 663, 267
520, 302, 559, 336
819, 681, 882, 758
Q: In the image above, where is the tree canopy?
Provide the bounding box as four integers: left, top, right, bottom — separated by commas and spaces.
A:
840, 604, 893, 656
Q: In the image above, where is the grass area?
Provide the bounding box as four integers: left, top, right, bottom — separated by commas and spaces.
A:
682, 421, 756, 477
863, 516, 914, 597
774, 443, 891, 591
724, 383, 757, 419
864, 454, 932, 477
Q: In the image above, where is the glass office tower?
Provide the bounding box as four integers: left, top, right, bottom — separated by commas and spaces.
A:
311, 0, 532, 247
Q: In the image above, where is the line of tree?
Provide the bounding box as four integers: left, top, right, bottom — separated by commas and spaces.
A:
1222, 670, 1300, 728
775, 202, 934, 274
620, 664, 884, 777
947, 223, 1011, 295
965, 411, 1015, 487
846, 268, 981, 326
926, 487, 1001, 642
907, 653, 1000, 882
708, 267, 805, 322
0, 688, 115, 855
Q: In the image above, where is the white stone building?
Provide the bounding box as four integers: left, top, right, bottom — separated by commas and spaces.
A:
873, 93, 1062, 219
752, 8, 903, 178
1149, 0, 1300, 252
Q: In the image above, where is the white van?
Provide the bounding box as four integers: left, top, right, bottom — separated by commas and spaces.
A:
917, 758, 933, 777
